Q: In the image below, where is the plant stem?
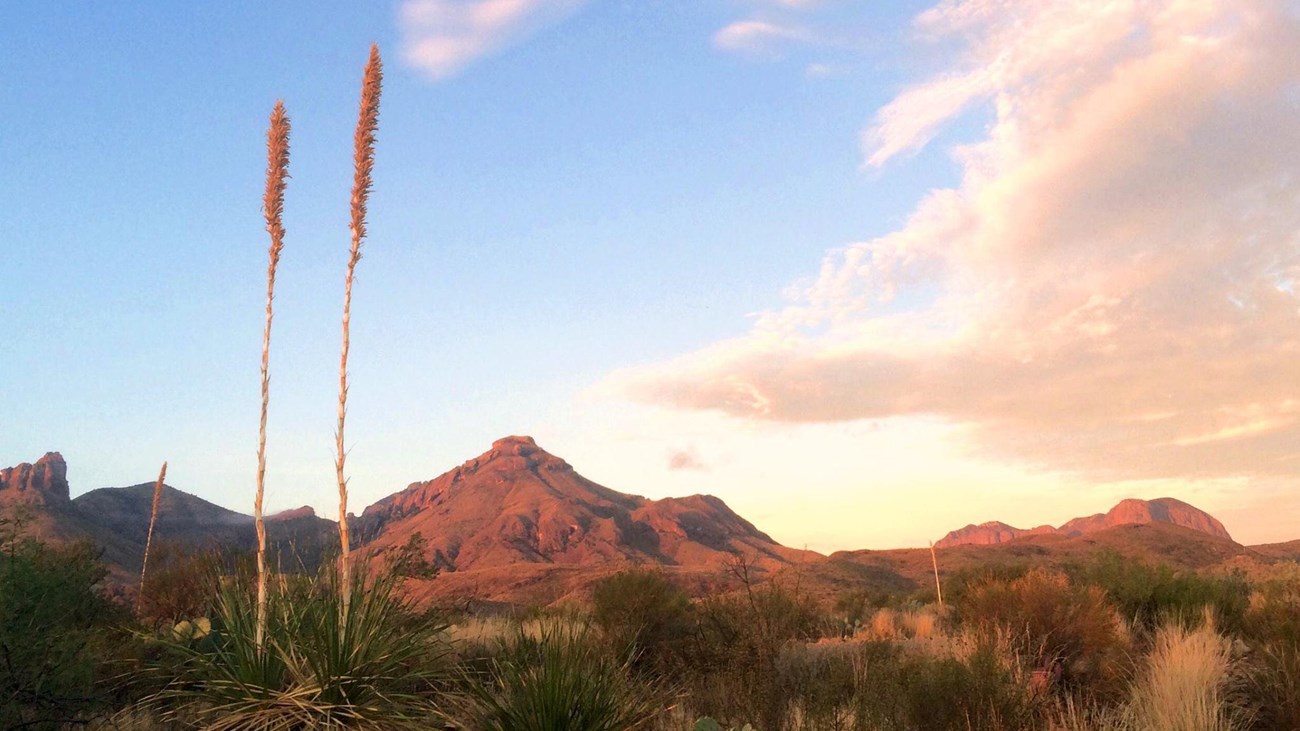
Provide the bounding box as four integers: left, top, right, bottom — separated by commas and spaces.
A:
256, 100, 291, 649
137, 461, 167, 616
336, 44, 382, 608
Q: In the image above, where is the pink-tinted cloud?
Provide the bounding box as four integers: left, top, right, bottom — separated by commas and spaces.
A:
668, 448, 709, 471
399, 0, 587, 80
616, 0, 1300, 482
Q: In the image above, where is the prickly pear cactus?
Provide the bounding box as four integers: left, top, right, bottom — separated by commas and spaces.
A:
693, 718, 757, 731
169, 616, 212, 642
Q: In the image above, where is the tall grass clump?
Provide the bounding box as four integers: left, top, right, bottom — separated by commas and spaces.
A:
334, 43, 382, 600
1120, 615, 1249, 731
256, 99, 290, 649
457, 621, 675, 731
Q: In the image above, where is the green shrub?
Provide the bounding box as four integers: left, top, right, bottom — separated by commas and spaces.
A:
592, 568, 693, 674
689, 576, 824, 730
135, 541, 222, 628
1073, 552, 1250, 635
141, 561, 452, 730
458, 620, 674, 731
1, 519, 127, 730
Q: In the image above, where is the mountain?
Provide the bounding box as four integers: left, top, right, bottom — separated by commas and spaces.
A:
934, 497, 1232, 548
1, 440, 810, 605
3, 444, 1282, 609
357, 436, 810, 603
0, 453, 336, 582
795, 520, 1255, 605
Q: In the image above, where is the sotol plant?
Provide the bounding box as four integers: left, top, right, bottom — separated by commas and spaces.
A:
334, 44, 382, 603
136, 45, 452, 730
255, 99, 290, 649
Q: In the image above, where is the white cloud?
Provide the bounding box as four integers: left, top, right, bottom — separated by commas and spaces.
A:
399, 0, 587, 80
615, 0, 1300, 486
713, 20, 817, 56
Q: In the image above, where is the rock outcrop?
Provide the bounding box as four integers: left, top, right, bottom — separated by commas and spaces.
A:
935, 497, 1232, 548
0, 452, 70, 504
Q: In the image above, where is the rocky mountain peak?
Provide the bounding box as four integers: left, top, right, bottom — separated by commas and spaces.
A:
0, 452, 70, 503
936, 497, 1232, 548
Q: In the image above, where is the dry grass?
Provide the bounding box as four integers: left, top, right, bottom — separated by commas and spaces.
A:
1052, 613, 1250, 731
255, 99, 290, 648
1122, 614, 1248, 731
334, 43, 383, 602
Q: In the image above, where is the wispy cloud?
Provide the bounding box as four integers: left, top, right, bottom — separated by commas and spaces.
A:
713, 20, 817, 57
615, 0, 1300, 483
399, 0, 587, 80
667, 448, 709, 471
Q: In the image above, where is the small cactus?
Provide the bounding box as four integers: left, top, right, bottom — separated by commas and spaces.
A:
170, 617, 212, 642
694, 718, 757, 731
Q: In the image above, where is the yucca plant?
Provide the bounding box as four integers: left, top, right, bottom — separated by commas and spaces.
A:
457, 620, 676, 731
141, 562, 453, 730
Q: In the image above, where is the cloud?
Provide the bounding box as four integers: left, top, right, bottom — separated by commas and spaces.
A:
399, 0, 587, 80
713, 20, 817, 57
615, 0, 1300, 483
667, 448, 708, 471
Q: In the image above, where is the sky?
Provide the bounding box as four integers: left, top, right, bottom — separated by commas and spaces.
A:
2, 0, 1298, 552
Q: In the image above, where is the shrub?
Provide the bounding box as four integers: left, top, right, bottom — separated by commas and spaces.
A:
1073, 552, 1250, 635
959, 567, 1132, 697
1246, 641, 1300, 730
0, 523, 126, 730
457, 621, 674, 731
689, 575, 824, 730
135, 541, 222, 627
592, 568, 693, 674
141, 562, 453, 730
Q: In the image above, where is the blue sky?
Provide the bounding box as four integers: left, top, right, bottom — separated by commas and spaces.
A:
4, 1, 1298, 551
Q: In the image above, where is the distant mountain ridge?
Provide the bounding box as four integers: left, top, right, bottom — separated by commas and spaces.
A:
0, 438, 809, 603
1, 444, 1262, 607
934, 497, 1232, 548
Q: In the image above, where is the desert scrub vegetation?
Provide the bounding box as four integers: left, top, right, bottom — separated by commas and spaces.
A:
0, 513, 131, 730
138, 563, 453, 730
454, 620, 677, 731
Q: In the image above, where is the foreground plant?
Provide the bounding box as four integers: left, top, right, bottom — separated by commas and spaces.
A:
335, 43, 382, 602
141, 562, 452, 730
458, 621, 675, 731
255, 100, 291, 649
137, 460, 168, 615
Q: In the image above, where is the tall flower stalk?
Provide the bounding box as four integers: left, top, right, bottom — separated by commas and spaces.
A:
256, 100, 291, 648
137, 460, 168, 615
335, 44, 383, 605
